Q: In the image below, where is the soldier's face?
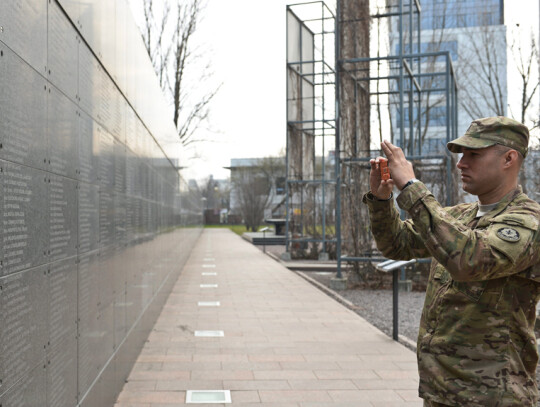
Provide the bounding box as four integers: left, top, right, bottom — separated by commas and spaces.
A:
456, 146, 505, 197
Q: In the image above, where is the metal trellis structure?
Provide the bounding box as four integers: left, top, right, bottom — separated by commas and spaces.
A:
285, 2, 337, 260
285, 0, 458, 275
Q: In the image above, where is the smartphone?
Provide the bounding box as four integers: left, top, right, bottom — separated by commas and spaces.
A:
380, 158, 390, 181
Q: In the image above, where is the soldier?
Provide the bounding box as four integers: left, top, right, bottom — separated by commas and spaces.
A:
363, 116, 540, 406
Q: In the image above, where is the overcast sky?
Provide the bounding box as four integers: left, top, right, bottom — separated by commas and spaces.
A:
129, 0, 298, 181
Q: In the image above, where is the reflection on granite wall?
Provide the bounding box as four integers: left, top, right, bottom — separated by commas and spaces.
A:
0, 1, 202, 405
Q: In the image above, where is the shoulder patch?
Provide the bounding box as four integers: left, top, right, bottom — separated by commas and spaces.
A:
496, 227, 520, 242
488, 222, 533, 264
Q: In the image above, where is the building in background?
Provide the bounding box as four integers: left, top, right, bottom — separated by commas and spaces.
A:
381, 0, 539, 201
415, 0, 539, 152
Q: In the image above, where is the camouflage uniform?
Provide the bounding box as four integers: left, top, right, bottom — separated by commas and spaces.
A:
424, 400, 452, 407
364, 183, 540, 406
364, 118, 540, 407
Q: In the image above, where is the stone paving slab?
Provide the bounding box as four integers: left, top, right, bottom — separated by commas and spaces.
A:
115, 229, 422, 406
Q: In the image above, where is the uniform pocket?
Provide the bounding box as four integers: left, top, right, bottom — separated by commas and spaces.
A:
452, 280, 488, 302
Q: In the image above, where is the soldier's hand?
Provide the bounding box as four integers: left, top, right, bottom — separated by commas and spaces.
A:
381, 140, 416, 190
370, 157, 394, 200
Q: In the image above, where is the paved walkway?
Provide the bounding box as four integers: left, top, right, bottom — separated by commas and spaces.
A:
115, 229, 422, 406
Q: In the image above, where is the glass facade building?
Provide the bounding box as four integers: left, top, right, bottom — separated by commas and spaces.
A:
409, 0, 507, 154
420, 0, 503, 30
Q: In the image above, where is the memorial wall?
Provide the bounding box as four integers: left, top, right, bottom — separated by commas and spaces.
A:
0, 1, 202, 406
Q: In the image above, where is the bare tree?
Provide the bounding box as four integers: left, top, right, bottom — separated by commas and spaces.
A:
457, 25, 507, 119
231, 157, 285, 232
455, 12, 538, 126
141, 0, 172, 88
139, 0, 220, 147
509, 31, 539, 126
179, 177, 204, 226
200, 175, 219, 210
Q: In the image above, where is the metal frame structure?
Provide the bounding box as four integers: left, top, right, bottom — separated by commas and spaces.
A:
335, 0, 459, 277
285, 0, 458, 276
285, 2, 337, 259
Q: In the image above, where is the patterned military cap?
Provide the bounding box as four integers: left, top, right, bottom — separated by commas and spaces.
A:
447, 116, 529, 157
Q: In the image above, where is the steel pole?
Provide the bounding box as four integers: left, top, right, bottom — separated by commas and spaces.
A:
335, 0, 342, 279
393, 269, 399, 341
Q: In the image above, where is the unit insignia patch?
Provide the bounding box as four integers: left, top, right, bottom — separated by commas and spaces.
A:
496, 227, 520, 242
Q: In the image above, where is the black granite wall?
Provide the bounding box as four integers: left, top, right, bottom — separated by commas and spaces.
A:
0, 1, 202, 405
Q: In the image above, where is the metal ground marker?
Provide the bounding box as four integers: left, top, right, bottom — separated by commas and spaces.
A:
194, 330, 224, 337
198, 301, 220, 307
186, 390, 231, 403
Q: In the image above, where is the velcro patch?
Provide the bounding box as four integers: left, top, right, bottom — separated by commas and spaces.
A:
496, 227, 520, 242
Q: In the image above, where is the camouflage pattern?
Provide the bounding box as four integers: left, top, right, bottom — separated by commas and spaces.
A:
447, 116, 530, 157
424, 400, 452, 407
363, 181, 540, 406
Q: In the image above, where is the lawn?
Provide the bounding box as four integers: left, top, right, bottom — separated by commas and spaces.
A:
204, 224, 266, 236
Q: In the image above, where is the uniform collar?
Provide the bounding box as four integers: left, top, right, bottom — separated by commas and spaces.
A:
476, 186, 523, 228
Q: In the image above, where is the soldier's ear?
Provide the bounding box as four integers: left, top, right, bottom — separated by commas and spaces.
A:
503, 149, 519, 168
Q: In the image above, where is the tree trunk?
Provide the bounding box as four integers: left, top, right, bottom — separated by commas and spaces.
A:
337, 0, 371, 285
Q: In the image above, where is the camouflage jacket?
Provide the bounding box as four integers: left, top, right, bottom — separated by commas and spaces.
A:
363, 182, 540, 406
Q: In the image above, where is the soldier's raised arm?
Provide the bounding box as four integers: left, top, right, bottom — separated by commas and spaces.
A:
363, 141, 430, 260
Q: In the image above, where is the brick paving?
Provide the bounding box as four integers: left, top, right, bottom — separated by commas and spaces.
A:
114, 229, 422, 406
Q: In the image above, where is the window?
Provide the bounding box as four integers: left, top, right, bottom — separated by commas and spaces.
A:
479, 12, 494, 26
396, 41, 458, 61
420, 0, 501, 29
276, 177, 286, 195
398, 106, 448, 128
422, 138, 447, 154
434, 16, 445, 29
